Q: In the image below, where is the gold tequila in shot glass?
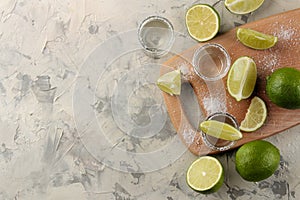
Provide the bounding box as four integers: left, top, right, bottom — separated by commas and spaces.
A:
138, 16, 174, 59
201, 112, 239, 151
193, 43, 231, 81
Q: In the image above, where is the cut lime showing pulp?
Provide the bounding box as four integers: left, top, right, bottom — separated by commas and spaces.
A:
240, 96, 267, 132
225, 0, 264, 15
186, 156, 224, 193
227, 56, 257, 101
200, 120, 243, 141
237, 28, 278, 50
185, 4, 220, 42
156, 69, 181, 95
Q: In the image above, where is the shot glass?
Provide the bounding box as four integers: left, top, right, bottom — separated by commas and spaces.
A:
201, 112, 239, 151
193, 43, 231, 81
138, 16, 175, 59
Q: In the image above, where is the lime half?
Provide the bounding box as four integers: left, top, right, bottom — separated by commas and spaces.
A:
185, 4, 220, 42
186, 156, 224, 193
237, 28, 278, 50
227, 56, 257, 101
200, 120, 243, 141
225, 0, 264, 15
156, 69, 181, 95
240, 96, 267, 132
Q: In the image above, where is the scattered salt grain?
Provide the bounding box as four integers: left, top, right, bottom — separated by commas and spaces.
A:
202, 96, 226, 115
273, 23, 296, 40
181, 125, 196, 145
276, 27, 295, 40
258, 53, 278, 72
178, 62, 192, 81
179, 63, 189, 75
258, 22, 299, 73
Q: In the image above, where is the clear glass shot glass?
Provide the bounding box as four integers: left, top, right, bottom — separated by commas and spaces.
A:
201, 112, 239, 151
138, 16, 175, 59
193, 43, 231, 81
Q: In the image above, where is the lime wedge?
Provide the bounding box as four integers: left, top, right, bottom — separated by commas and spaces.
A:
227, 56, 257, 101
225, 0, 264, 15
240, 96, 267, 132
186, 156, 224, 193
156, 69, 181, 95
200, 120, 243, 141
185, 4, 220, 42
237, 28, 278, 50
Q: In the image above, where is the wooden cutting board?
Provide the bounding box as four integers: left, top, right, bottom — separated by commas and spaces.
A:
161, 8, 300, 156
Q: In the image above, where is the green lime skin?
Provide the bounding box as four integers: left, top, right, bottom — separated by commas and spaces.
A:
266, 67, 300, 109
204, 169, 224, 194
235, 140, 280, 182
207, 170, 224, 194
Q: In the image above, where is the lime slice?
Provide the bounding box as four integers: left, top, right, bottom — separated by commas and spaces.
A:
237, 28, 278, 50
186, 156, 224, 193
227, 56, 257, 101
185, 4, 220, 42
200, 120, 243, 141
156, 69, 181, 95
240, 96, 267, 132
225, 0, 264, 15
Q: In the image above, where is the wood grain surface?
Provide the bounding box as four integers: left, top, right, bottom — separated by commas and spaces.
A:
161, 8, 300, 156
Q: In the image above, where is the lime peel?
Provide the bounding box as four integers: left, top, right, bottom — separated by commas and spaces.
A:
235, 140, 280, 182
266, 67, 300, 109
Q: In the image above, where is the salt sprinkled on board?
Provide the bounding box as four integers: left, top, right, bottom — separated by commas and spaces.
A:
202, 96, 226, 115
271, 20, 299, 49
274, 24, 296, 40
256, 21, 298, 73
257, 53, 278, 73
278, 28, 295, 40
178, 62, 193, 81
181, 124, 196, 145
179, 62, 190, 75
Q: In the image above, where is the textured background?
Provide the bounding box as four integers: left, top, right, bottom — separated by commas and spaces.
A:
0, 0, 299, 199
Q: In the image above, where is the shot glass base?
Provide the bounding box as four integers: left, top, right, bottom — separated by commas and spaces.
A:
201, 112, 239, 151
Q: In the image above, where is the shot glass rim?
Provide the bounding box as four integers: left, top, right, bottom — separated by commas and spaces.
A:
201, 112, 239, 151
192, 43, 231, 81
137, 15, 175, 56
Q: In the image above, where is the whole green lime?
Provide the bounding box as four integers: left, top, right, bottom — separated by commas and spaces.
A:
266, 67, 300, 109
235, 140, 280, 182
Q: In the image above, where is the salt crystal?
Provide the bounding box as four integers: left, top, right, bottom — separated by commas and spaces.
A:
202, 96, 226, 115
178, 62, 192, 81
179, 62, 190, 75
181, 125, 196, 145
260, 53, 278, 72
274, 24, 296, 40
